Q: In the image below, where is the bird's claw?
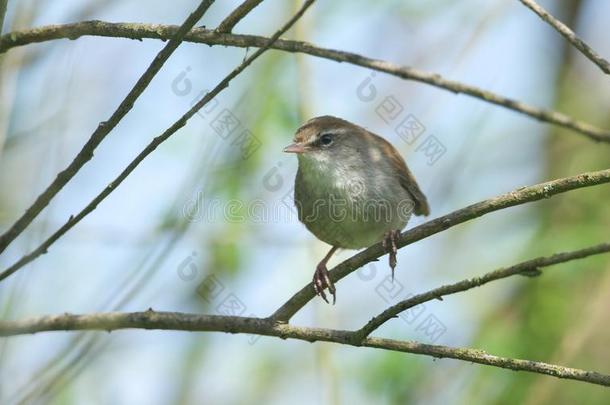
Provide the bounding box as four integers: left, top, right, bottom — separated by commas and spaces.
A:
313, 263, 336, 304
382, 229, 400, 280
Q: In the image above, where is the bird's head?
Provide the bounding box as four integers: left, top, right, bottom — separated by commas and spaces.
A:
283, 115, 364, 167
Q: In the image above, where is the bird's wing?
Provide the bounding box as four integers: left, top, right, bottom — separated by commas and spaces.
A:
377, 135, 430, 217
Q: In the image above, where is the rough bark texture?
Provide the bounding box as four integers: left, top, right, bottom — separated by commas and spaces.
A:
1, 22, 609, 142
0, 310, 609, 387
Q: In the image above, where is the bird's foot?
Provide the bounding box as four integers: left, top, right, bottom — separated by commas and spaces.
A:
382, 229, 400, 280
313, 262, 336, 304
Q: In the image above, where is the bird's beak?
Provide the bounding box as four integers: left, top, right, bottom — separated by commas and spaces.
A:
283, 143, 306, 153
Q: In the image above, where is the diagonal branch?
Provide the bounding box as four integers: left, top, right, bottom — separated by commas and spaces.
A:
1, 23, 610, 143
0, 0, 216, 255
519, 0, 610, 75
271, 169, 610, 322
2, 4, 609, 393
0, 0, 317, 284
216, 0, 264, 33
0, 310, 608, 387
356, 242, 610, 339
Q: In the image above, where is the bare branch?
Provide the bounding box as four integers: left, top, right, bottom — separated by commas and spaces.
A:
519, 0, 610, 75
0, 310, 608, 387
0, 0, 316, 284
1, 22, 610, 142
216, 0, 264, 33
2, 2, 609, 393
0, 0, 216, 254
271, 169, 610, 322
356, 242, 610, 339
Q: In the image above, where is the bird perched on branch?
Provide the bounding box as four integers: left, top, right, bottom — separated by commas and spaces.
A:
284, 116, 429, 304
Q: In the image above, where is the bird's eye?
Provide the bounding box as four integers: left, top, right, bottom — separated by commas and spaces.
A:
320, 133, 333, 146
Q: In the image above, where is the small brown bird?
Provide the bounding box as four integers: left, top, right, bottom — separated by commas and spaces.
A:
284, 116, 429, 303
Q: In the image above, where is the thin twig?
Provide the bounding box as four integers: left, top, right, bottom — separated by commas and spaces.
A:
0, 0, 216, 254
271, 169, 610, 322
0, 310, 608, 387
216, 0, 264, 33
0, 2, 608, 394
519, 0, 610, 75
1, 22, 610, 142
356, 242, 610, 339
0, 0, 317, 283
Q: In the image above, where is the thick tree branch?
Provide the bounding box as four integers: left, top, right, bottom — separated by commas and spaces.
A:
0, 310, 608, 387
519, 0, 610, 75
271, 169, 610, 322
1, 22, 609, 143
0, 0, 216, 255
216, 0, 264, 33
356, 242, 610, 339
0, 0, 316, 283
